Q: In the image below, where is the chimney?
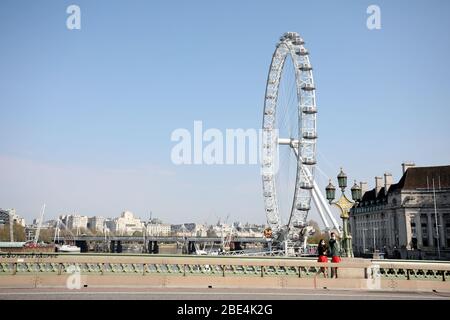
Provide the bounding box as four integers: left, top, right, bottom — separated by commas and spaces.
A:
360, 181, 368, 195
402, 162, 415, 174
375, 176, 383, 196
384, 173, 393, 193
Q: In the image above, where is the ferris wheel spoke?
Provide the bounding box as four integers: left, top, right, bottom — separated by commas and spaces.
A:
279, 69, 298, 138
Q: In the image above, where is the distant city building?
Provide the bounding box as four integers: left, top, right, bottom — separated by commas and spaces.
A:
112, 211, 143, 235
59, 214, 88, 231
209, 223, 233, 236
88, 216, 106, 233
146, 219, 171, 236
350, 163, 450, 259
25, 219, 54, 242
0, 209, 13, 226
194, 224, 208, 237
0, 208, 26, 227
30, 219, 56, 229
171, 224, 190, 237
171, 223, 207, 237
0, 207, 266, 241
149, 218, 163, 225
42, 220, 57, 228
233, 222, 265, 237
236, 227, 264, 238
14, 217, 26, 227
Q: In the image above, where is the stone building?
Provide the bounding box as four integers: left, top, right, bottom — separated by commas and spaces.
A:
171, 223, 207, 237
0, 209, 25, 227
350, 163, 450, 259
87, 216, 106, 233
112, 211, 144, 235
146, 218, 171, 236
59, 214, 88, 231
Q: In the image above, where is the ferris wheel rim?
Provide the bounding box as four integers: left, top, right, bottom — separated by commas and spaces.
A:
261, 32, 317, 239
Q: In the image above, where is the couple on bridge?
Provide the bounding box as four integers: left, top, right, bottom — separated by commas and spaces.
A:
317, 232, 341, 278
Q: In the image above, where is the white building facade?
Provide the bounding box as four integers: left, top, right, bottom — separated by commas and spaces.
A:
59, 214, 88, 231
146, 223, 171, 236
0, 209, 26, 227
112, 211, 144, 235
88, 216, 106, 233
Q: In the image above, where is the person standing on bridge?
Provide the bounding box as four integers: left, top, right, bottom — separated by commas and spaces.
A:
328, 232, 341, 278
317, 239, 328, 278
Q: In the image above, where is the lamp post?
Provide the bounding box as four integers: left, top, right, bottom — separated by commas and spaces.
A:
325, 168, 362, 258
373, 227, 378, 252
9, 212, 14, 242
362, 228, 367, 254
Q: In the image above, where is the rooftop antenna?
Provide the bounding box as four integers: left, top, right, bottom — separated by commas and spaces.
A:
9, 211, 14, 242
432, 178, 440, 259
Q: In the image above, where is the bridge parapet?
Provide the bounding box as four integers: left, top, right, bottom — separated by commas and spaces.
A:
1, 253, 449, 291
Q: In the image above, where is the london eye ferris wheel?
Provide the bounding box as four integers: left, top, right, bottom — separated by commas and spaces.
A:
261, 32, 340, 244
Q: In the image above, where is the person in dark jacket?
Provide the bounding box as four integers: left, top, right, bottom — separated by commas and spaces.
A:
317, 239, 328, 278
328, 232, 341, 278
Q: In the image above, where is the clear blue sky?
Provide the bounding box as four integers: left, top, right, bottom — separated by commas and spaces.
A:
1, 0, 449, 226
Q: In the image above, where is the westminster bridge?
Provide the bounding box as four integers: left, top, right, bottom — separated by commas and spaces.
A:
0, 253, 449, 296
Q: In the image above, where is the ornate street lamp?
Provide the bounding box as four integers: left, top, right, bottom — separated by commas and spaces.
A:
337, 168, 347, 191
351, 180, 362, 202
325, 180, 336, 204
325, 168, 360, 258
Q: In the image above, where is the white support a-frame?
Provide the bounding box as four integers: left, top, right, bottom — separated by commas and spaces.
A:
289, 143, 342, 236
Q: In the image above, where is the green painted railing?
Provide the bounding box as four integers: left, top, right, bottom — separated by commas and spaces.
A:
1, 253, 449, 281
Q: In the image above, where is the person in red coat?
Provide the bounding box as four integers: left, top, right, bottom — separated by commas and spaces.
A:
328, 232, 341, 278
317, 239, 328, 278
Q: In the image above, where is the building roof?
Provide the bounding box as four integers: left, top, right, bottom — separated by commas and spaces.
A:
390, 165, 450, 192
361, 188, 377, 202
358, 165, 450, 206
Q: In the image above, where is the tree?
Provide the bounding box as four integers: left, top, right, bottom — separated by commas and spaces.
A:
38, 228, 55, 243
308, 220, 321, 233
132, 231, 143, 237
306, 219, 329, 244
0, 223, 26, 242
0, 226, 9, 241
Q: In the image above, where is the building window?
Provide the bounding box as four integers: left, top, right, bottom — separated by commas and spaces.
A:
411, 238, 418, 250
